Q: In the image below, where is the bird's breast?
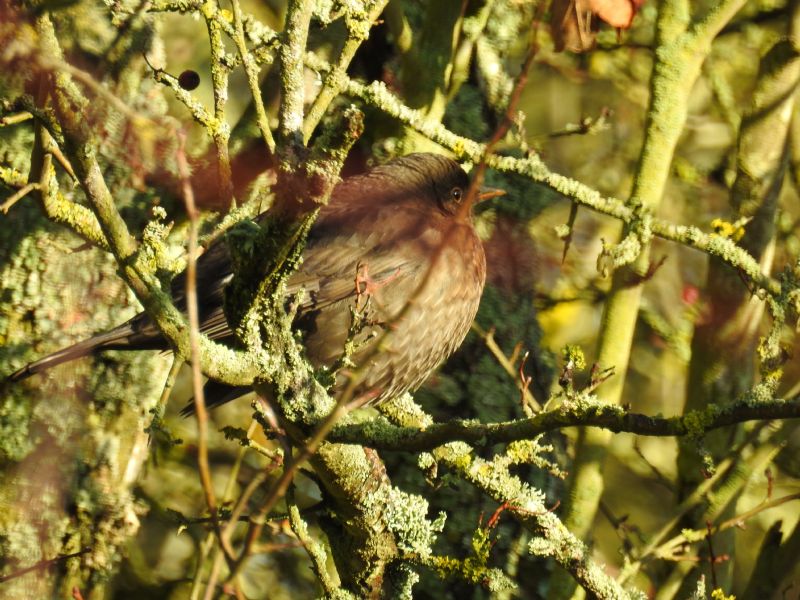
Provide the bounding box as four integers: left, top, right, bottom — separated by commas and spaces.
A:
296, 203, 486, 405
358, 224, 485, 402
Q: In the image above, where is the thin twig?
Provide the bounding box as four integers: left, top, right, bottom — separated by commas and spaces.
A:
1, 182, 40, 213
632, 439, 674, 492
287, 484, 337, 594
0, 550, 88, 583
517, 350, 534, 417
220, 467, 269, 543
189, 420, 260, 599
156, 355, 183, 414
302, 1, 389, 142
230, 391, 363, 578
705, 521, 720, 589
216, 403, 287, 585
47, 140, 77, 181
178, 128, 213, 511
230, 0, 276, 153
176, 130, 236, 574
0, 111, 33, 126
144, 355, 184, 455
461, 6, 540, 203
660, 491, 800, 559
472, 324, 541, 412
200, 551, 223, 600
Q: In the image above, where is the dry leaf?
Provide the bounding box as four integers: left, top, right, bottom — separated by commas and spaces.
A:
550, 0, 644, 53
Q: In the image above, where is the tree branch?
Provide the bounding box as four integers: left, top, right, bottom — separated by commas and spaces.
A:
36, 14, 260, 387
330, 396, 800, 451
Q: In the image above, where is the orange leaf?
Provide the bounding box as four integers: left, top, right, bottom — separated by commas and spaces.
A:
588, 0, 642, 28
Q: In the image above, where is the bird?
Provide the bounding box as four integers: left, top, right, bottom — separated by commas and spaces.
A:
9, 153, 498, 409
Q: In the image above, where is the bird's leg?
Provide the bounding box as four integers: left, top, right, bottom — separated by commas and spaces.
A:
354, 262, 402, 312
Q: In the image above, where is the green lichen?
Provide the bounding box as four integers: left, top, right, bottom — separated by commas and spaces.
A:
505, 439, 564, 477
680, 527, 708, 543
423, 553, 515, 593
417, 451, 435, 471
419, 514, 517, 592
683, 404, 723, 438
561, 344, 586, 372
382, 487, 445, 559
710, 588, 736, 600
382, 563, 419, 600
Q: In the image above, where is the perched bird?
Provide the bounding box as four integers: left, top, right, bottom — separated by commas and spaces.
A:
9, 153, 497, 408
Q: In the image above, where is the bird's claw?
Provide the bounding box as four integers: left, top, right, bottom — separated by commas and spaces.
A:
354, 262, 402, 311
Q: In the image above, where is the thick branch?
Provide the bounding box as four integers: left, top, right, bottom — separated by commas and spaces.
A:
278, 0, 314, 150
201, 0, 234, 207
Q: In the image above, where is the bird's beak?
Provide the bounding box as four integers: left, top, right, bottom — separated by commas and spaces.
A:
477, 187, 506, 203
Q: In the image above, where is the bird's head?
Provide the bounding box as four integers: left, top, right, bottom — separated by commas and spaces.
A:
388, 153, 505, 218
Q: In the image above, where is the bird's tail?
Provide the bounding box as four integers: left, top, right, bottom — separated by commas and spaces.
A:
179, 380, 252, 417
7, 323, 140, 382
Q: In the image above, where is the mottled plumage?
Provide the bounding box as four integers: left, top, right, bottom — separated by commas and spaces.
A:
10, 153, 487, 408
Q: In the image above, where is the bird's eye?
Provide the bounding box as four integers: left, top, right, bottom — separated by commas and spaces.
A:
450, 187, 463, 202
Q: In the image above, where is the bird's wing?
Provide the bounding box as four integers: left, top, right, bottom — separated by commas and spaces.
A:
180, 229, 431, 419
191, 203, 438, 345
190, 239, 427, 346
137, 203, 438, 353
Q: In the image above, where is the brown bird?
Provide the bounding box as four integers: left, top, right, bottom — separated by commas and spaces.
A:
9, 153, 496, 408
